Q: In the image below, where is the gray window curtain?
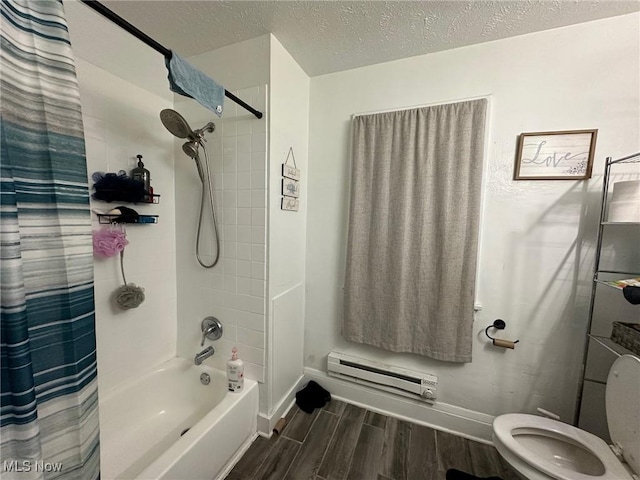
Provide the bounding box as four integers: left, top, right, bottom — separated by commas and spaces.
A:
343, 99, 487, 363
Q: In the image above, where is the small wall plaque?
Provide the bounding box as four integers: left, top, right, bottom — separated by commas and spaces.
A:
282, 177, 300, 198
281, 196, 299, 211
282, 164, 300, 181
281, 147, 301, 211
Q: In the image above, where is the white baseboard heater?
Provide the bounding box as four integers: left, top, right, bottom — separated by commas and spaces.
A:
327, 352, 438, 403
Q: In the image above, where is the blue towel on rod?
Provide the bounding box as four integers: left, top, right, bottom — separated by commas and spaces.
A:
165, 51, 225, 117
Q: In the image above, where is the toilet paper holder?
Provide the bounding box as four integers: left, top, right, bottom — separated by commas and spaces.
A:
485, 319, 519, 349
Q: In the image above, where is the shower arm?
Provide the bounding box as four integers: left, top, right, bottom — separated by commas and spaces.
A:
80, 0, 263, 120
193, 123, 215, 139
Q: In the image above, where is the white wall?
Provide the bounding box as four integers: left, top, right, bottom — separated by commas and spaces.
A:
65, 0, 169, 100
68, 1, 178, 395
174, 36, 269, 385
174, 90, 268, 382
70, 13, 294, 418
186, 35, 270, 93
266, 36, 310, 414
174, 34, 312, 422
305, 13, 640, 423
74, 59, 177, 394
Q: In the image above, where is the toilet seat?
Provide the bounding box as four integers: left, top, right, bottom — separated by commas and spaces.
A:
605, 355, 640, 475
493, 413, 634, 480
493, 355, 640, 480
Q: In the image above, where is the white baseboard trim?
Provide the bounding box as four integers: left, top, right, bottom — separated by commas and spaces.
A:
214, 432, 258, 480
257, 374, 306, 436
304, 367, 495, 444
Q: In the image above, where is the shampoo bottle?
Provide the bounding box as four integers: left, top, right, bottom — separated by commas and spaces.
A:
131, 154, 151, 202
227, 347, 244, 392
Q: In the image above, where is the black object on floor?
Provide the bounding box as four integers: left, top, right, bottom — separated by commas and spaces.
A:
623, 285, 640, 305
446, 469, 503, 480
295, 380, 331, 413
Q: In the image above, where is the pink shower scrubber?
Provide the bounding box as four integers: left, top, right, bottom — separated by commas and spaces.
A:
93, 228, 129, 257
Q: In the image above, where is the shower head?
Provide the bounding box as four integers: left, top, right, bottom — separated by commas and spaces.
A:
182, 140, 200, 158
160, 109, 194, 139
162, 108, 214, 183
182, 141, 205, 181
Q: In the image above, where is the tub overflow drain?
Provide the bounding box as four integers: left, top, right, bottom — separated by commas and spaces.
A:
180, 428, 190, 437
200, 373, 210, 385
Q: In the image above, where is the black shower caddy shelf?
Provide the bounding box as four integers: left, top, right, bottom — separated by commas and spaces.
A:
91, 169, 161, 224
92, 190, 160, 224
96, 213, 159, 225
92, 189, 161, 204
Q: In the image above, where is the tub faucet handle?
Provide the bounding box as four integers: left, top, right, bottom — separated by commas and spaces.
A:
200, 326, 215, 346
200, 316, 223, 346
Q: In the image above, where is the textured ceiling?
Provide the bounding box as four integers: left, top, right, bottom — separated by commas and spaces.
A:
102, 1, 640, 77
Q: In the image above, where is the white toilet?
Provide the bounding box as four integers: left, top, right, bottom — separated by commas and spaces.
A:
492, 354, 639, 480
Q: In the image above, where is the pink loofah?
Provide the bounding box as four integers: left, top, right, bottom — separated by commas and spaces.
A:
93, 228, 129, 257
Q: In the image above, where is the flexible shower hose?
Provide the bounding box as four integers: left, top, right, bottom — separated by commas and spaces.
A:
195, 145, 220, 268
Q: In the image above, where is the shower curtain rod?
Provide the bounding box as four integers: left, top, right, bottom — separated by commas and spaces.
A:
80, 0, 263, 119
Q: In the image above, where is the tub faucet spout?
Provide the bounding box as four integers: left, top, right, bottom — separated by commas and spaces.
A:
194, 346, 215, 365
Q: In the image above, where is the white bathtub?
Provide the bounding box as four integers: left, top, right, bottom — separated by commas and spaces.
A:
99, 357, 258, 480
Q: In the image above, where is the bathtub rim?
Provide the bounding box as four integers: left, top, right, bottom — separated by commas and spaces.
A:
136, 373, 258, 479
99, 355, 258, 480
98, 356, 227, 405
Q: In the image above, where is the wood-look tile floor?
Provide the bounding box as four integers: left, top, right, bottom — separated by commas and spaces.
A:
226, 400, 520, 480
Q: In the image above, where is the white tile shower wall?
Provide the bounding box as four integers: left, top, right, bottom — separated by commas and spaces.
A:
175, 87, 268, 382
75, 58, 177, 395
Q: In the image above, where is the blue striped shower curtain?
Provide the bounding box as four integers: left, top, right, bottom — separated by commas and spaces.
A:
0, 1, 99, 479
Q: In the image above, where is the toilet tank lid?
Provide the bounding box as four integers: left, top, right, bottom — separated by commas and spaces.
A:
606, 354, 640, 475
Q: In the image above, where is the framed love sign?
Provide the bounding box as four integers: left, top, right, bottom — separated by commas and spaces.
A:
514, 129, 598, 180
